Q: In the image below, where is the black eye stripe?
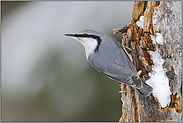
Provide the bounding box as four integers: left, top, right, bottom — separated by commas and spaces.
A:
74, 34, 98, 39
75, 34, 101, 52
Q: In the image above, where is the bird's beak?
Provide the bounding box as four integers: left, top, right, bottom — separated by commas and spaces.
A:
65, 34, 78, 40
65, 34, 75, 37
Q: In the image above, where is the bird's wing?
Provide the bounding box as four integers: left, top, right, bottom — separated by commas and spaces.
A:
89, 36, 140, 87
111, 36, 137, 73
100, 61, 136, 86
101, 38, 140, 86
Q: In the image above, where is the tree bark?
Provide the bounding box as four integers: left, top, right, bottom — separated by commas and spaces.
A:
113, 1, 182, 122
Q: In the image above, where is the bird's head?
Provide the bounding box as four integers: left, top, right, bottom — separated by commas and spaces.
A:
65, 30, 102, 59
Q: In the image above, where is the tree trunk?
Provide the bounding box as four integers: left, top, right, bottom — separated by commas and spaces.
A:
113, 1, 182, 122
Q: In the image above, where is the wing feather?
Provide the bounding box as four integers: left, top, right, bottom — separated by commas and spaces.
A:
102, 61, 136, 85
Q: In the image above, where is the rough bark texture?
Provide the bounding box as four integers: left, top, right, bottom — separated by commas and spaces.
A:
113, 1, 182, 122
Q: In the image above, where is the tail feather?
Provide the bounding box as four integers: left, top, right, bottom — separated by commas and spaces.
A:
137, 82, 153, 96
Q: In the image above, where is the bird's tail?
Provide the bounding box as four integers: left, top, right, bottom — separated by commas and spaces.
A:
137, 82, 153, 96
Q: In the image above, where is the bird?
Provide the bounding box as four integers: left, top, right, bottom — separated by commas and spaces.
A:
65, 29, 152, 96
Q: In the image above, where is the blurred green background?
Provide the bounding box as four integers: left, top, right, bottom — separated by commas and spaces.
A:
1, 1, 133, 122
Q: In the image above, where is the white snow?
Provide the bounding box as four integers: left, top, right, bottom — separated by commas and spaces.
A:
136, 16, 144, 28
150, 35, 156, 44
155, 33, 164, 45
150, 33, 164, 45
146, 50, 171, 108
147, 33, 171, 108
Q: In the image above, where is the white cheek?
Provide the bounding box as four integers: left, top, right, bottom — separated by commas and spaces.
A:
78, 38, 98, 59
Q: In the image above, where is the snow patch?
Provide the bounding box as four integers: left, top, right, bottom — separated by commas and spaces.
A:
146, 50, 171, 108
150, 35, 156, 44
150, 33, 164, 45
155, 33, 164, 45
136, 16, 144, 28
148, 26, 171, 108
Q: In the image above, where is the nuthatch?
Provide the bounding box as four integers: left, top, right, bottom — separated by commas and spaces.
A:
65, 30, 152, 96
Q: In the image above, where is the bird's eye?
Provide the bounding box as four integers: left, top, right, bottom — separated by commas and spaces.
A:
82, 34, 88, 37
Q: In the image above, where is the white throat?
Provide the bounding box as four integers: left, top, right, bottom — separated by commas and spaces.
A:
78, 38, 98, 60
